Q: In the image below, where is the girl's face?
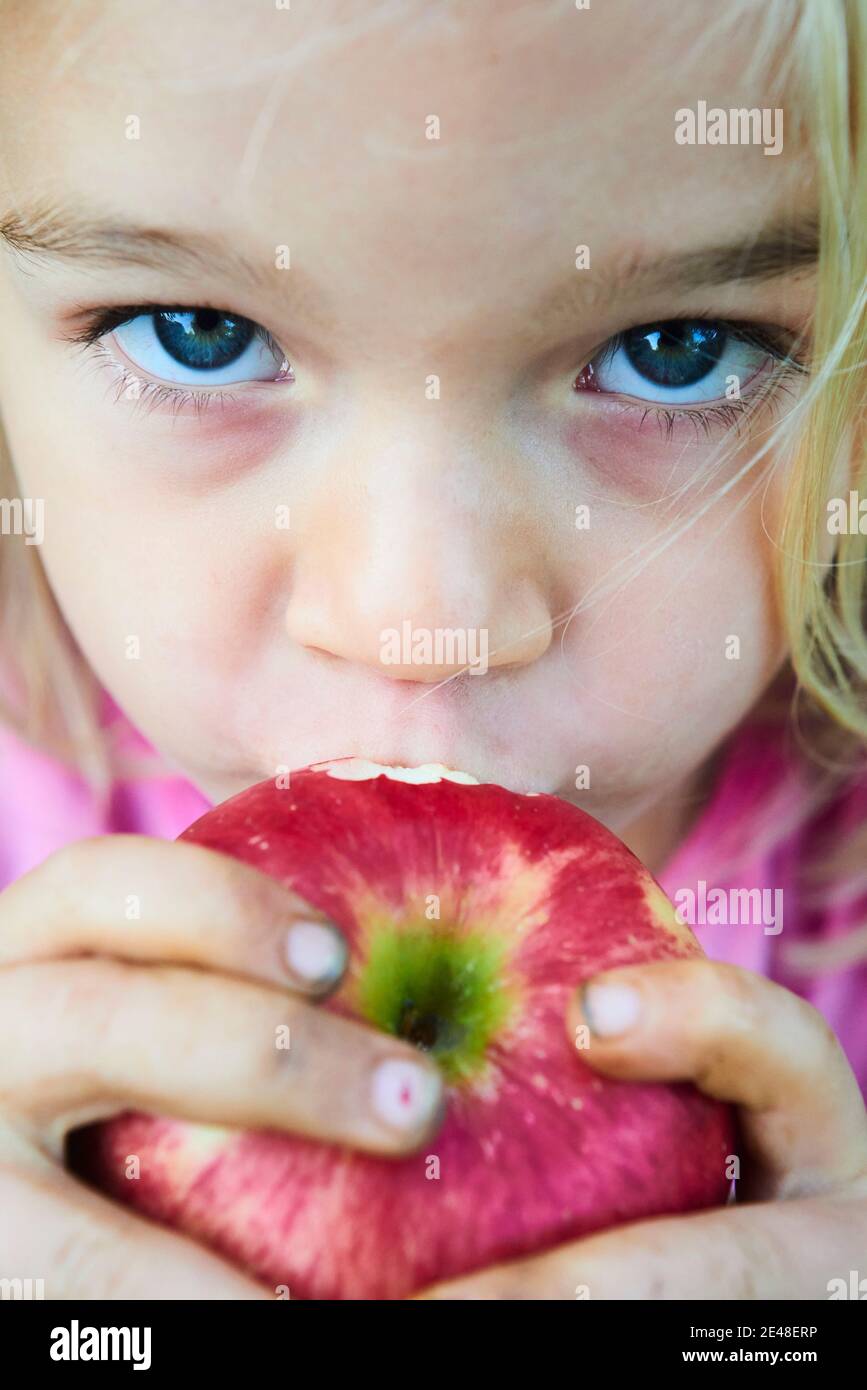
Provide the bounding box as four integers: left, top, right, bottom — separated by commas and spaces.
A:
0, 1, 820, 839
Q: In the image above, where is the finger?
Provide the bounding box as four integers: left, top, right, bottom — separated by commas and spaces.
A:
0, 959, 444, 1157
0, 834, 347, 997
0, 1156, 270, 1299
566, 960, 867, 1197
415, 1186, 867, 1299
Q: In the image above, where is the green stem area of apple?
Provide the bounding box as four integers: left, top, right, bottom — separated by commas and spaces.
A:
357, 921, 514, 1085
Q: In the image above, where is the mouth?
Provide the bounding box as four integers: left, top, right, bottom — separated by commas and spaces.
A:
310, 757, 482, 785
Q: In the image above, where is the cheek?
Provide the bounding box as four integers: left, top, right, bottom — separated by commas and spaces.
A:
540, 504, 785, 795
67, 516, 279, 669
32, 497, 297, 791
0, 350, 294, 680
15, 425, 290, 742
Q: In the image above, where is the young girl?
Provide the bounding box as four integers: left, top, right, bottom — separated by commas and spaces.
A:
0, 0, 865, 1299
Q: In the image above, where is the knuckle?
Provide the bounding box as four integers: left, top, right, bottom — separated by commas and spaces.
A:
39, 836, 125, 930
703, 962, 828, 1046
44, 836, 113, 892
186, 842, 290, 940
44, 833, 166, 902
221, 862, 286, 945
702, 961, 765, 1036
9, 961, 134, 1117
266, 995, 314, 1080
264, 1000, 376, 1103
40, 957, 131, 1052
796, 995, 843, 1053
52, 957, 134, 1025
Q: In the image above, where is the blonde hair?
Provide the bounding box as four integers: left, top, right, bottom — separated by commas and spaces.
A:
0, 0, 865, 952
773, 0, 867, 927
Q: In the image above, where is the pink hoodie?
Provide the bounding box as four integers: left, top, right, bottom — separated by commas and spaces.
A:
2, 692, 865, 1096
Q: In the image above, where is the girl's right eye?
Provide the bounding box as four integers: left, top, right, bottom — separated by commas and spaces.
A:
108, 308, 288, 386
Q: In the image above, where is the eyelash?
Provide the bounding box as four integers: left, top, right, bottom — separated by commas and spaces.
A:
68, 303, 286, 416
67, 304, 809, 433
576, 320, 808, 439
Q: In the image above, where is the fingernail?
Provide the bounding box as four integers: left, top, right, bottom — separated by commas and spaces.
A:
371, 1057, 444, 1133
582, 980, 641, 1037
284, 920, 347, 988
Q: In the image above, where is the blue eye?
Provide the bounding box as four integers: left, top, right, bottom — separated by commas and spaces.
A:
585, 319, 771, 404
111, 309, 286, 385
623, 322, 724, 388
154, 310, 253, 370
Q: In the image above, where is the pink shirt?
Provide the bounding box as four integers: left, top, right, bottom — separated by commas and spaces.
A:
2, 693, 866, 1096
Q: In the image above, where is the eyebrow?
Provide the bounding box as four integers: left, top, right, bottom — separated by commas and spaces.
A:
0, 201, 817, 318
530, 217, 818, 331
0, 202, 274, 290
606, 218, 819, 296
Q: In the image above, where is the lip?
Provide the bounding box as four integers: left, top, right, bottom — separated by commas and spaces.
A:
232, 663, 525, 800
310, 757, 482, 785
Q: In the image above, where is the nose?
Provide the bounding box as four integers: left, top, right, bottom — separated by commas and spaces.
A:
284, 424, 553, 683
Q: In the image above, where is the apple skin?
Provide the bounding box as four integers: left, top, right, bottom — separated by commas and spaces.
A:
69, 760, 735, 1300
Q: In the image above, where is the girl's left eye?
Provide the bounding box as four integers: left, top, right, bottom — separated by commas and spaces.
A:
578, 320, 774, 405
109, 308, 287, 385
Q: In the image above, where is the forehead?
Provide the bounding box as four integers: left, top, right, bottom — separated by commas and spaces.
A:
1, 0, 809, 317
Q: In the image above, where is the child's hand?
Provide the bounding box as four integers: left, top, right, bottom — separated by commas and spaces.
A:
418, 960, 867, 1299
0, 835, 443, 1299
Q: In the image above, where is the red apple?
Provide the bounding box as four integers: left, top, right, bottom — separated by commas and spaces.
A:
69, 759, 734, 1299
